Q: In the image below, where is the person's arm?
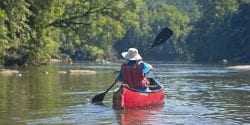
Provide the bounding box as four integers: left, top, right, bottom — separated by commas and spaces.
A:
141, 61, 153, 74
116, 71, 122, 81
116, 71, 130, 87
148, 63, 153, 70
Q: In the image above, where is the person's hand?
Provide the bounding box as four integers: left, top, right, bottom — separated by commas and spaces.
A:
149, 64, 153, 70
122, 84, 130, 88
114, 79, 119, 83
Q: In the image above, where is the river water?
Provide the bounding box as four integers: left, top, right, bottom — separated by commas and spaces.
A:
0, 62, 249, 125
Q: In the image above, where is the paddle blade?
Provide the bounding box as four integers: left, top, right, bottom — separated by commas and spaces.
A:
91, 92, 106, 104
152, 27, 173, 48
91, 81, 116, 104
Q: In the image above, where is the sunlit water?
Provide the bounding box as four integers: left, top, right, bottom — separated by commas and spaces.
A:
0, 62, 249, 125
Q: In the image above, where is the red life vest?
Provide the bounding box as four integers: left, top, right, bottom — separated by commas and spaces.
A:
121, 63, 149, 89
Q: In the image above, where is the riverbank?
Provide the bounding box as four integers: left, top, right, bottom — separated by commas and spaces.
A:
0, 68, 97, 76
226, 65, 250, 70
0, 69, 20, 76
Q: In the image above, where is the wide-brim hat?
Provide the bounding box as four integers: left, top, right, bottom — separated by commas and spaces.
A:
121, 48, 142, 60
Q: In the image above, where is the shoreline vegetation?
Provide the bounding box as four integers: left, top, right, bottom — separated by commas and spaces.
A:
0, 0, 249, 68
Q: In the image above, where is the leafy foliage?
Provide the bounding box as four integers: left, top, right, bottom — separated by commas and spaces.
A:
187, 0, 250, 63
0, 0, 249, 67
0, 9, 8, 64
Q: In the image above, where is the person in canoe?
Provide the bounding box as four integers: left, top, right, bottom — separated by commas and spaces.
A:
115, 48, 153, 92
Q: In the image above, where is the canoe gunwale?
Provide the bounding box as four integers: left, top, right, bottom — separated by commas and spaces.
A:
121, 85, 164, 93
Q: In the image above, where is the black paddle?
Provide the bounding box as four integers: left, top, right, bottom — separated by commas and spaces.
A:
91, 27, 173, 104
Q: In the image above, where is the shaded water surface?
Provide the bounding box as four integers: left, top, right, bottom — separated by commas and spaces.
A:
0, 62, 249, 125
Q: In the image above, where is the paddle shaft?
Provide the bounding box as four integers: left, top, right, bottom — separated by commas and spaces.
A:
104, 80, 117, 93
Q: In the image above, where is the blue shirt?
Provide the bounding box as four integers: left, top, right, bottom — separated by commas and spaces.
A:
117, 60, 152, 81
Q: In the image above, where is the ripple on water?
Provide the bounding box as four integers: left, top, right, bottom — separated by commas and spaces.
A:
26, 104, 117, 125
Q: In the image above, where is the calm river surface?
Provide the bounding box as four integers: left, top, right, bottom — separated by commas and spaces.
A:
0, 62, 249, 125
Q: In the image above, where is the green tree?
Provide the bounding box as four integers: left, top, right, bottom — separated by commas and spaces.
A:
187, 0, 240, 62
0, 9, 8, 65
1, 0, 32, 66
49, 0, 156, 61
25, 0, 65, 65
115, 0, 192, 61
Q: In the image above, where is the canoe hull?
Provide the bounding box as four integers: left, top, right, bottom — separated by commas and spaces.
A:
113, 86, 165, 110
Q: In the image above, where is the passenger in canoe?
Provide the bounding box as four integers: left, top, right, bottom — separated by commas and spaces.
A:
115, 48, 153, 92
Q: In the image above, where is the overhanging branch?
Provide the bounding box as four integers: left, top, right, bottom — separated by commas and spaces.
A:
47, 1, 113, 28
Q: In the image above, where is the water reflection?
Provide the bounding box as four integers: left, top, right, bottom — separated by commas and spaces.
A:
0, 62, 249, 124
117, 105, 164, 125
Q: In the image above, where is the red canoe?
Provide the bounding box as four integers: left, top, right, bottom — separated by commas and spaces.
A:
113, 78, 165, 110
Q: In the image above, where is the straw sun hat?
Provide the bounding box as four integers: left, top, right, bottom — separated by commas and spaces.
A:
121, 48, 142, 60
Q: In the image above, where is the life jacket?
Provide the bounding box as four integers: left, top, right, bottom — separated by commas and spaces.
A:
121, 63, 149, 89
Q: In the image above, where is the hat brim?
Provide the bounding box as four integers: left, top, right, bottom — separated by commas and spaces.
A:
121, 52, 142, 60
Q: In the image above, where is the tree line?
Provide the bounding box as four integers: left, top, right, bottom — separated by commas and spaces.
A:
0, 0, 249, 67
